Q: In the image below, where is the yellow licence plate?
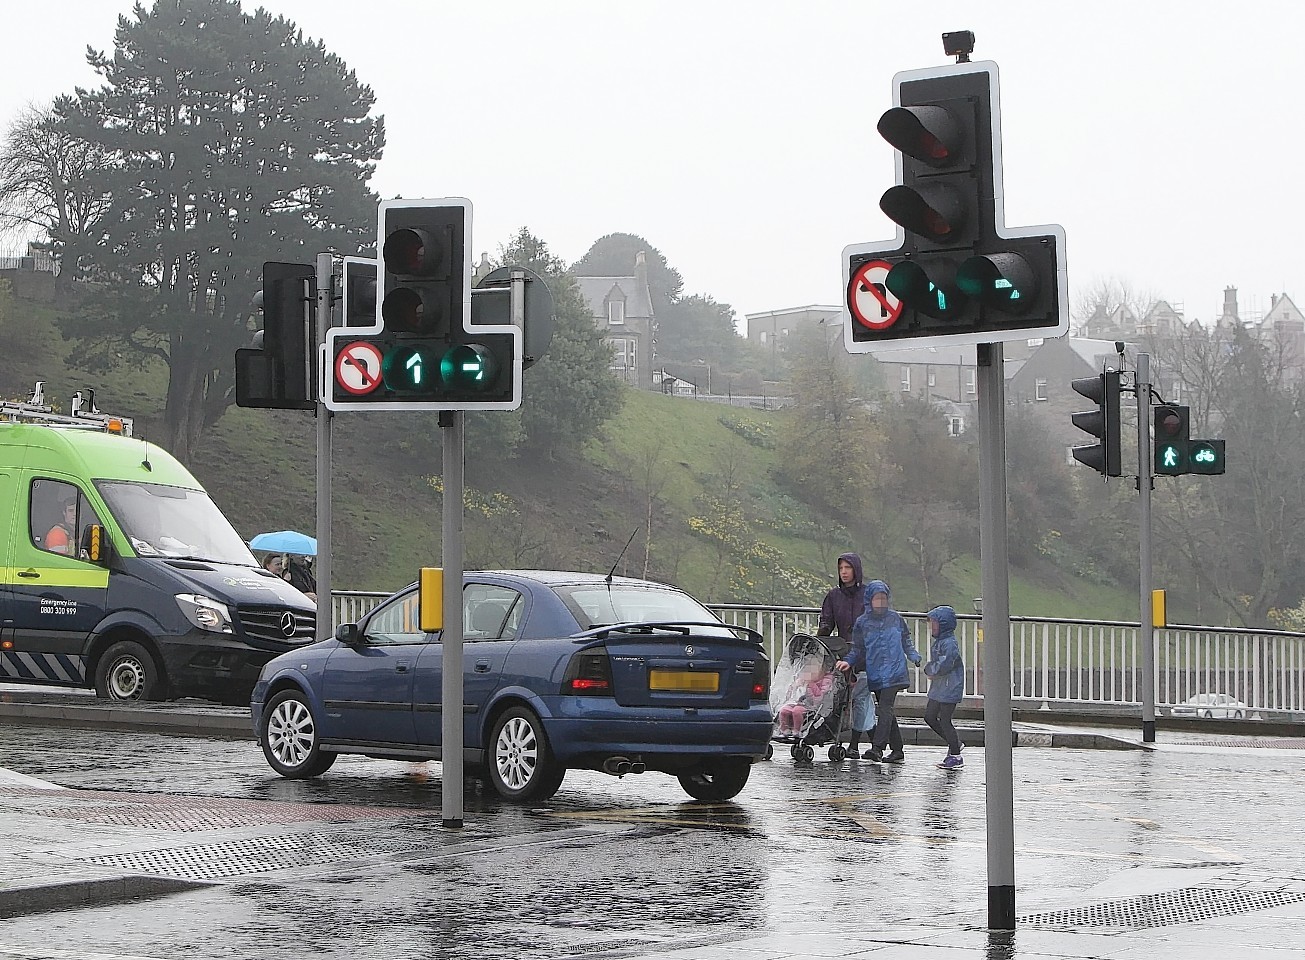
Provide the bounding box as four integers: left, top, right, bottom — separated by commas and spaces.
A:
649, 670, 720, 692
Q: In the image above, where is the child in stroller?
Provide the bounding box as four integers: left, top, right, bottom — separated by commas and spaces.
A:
770, 633, 854, 763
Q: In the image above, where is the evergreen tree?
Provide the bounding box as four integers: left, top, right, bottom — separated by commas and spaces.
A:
57, 0, 383, 463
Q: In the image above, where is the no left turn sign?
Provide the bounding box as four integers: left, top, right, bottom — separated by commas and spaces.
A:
848, 260, 902, 331
335, 341, 384, 396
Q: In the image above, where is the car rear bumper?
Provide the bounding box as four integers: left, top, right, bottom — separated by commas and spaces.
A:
542, 707, 773, 764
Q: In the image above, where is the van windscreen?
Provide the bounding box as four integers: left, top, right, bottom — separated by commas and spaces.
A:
96, 480, 257, 566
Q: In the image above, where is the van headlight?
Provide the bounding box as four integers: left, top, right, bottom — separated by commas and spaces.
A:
176, 594, 234, 633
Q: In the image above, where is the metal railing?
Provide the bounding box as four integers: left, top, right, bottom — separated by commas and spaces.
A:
328, 592, 1305, 717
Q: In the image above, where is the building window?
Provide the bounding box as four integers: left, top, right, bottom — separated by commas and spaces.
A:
966, 369, 976, 394
608, 300, 625, 325
948, 417, 964, 437
1035, 378, 1048, 401
900, 368, 911, 392
927, 370, 937, 388
609, 339, 636, 371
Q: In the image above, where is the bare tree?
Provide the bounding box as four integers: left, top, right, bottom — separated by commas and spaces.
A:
0, 103, 108, 263
1072, 275, 1163, 334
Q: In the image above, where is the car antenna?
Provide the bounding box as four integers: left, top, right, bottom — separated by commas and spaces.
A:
606, 527, 640, 585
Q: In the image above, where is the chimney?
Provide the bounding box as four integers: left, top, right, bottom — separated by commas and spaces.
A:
1221, 285, 1239, 322
1271, 293, 1279, 307
635, 250, 648, 292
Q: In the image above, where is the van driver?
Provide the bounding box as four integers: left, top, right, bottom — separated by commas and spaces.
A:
45, 499, 77, 555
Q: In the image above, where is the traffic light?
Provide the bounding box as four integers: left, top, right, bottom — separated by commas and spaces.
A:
843, 60, 1067, 351
1070, 371, 1122, 477
1188, 439, 1226, 475
1153, 404, 1190, 476
341, 257, 377, 327
322, 199, 522, 412
234, 261, 315, 410
1153, 405, 1226, 476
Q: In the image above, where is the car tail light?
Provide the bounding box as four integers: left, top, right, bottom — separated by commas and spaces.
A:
562, 648, 613, 695
749, 659, 770, 701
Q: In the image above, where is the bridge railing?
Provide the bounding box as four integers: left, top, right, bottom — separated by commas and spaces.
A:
328, 592, 1305, 717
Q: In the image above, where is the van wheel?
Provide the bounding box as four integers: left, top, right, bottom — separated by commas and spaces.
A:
94, 641, 164, 702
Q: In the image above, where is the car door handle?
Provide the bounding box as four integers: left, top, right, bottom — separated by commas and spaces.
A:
474, 660, 491, 673
395, 660, 411, 674
17, 570, 40, 579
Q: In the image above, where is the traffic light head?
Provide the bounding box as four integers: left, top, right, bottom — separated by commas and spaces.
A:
323, 199, 522, 412
235, 261, 316, 410
1070, 370, 1122, 477
1153, 404, 1191, 476
843, 61, 1068, 352
342, 257, 377, 327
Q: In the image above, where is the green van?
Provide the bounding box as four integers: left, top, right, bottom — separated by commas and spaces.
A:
0, 419, 315, 703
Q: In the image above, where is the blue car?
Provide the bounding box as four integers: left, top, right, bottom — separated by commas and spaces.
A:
250, 571, 773, 802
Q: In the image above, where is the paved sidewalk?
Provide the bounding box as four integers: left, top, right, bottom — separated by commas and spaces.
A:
4, 749, 1305, 959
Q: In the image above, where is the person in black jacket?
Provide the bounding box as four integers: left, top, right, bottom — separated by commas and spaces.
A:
283, 555, 317, 602
816, 553, 874, 753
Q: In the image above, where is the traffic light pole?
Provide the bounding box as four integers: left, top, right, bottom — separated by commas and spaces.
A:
440, 409, 465, 829
976, 342, 1015, 930
314, 252, 334, 643
1136, 353, 1156, 743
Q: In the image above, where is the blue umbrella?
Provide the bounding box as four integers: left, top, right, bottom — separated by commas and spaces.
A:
249, 530, 318, 556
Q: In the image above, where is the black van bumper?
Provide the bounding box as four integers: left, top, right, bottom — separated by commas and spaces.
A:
156, 630, 304, 703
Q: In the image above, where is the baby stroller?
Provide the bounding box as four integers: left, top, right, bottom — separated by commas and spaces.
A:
768, 633, 854, 764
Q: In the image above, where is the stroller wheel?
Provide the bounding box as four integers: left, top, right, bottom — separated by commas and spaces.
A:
790, 744, 802, 761
764, 743, 774, 761
828, 744, 847, 762
801, 744, 816, 763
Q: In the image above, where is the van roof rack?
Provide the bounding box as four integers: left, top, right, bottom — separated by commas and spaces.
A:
0, 382, 134, 436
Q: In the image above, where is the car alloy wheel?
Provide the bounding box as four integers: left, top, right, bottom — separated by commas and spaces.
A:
261, 689, 337, 779
487, 706, 565, 802
678, 757, 751, 802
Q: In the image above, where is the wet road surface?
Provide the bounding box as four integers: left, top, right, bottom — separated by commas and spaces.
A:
0, 724, 1302, 959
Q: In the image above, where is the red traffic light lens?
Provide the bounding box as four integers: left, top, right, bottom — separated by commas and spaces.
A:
877, 106, 961, 169
383, 228, 440, 276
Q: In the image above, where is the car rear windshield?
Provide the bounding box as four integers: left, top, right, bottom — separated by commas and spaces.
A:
555, 584, 730, 635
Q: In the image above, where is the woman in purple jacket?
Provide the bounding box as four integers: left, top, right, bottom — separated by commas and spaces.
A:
817, 553, 875, 753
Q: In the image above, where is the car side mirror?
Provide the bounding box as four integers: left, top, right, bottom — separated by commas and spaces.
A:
79, 524, 113, 566
334, 622, 363, 646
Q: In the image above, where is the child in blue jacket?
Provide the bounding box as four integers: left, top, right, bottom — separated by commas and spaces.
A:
837, 580, 920, 763
923, 605, 965, 769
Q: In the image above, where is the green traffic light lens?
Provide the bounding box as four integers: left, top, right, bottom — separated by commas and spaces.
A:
382, 345, 431, 392
440, 344, 498, 391
886, 261, 958, 319
956, 253, 1036, 313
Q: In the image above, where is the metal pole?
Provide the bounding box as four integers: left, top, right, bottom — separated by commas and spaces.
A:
440, 409, 465, 828
314, 252, 333, 641
1136, 353, 1155, 743
977, 341, 1015, 930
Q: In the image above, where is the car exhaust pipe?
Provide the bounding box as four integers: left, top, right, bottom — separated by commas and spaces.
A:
629, 761, 646, 774
602, 757, 632, 776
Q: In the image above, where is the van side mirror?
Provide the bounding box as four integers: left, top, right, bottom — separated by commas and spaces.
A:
334, 622, 362, 646
79, 524, 113, 565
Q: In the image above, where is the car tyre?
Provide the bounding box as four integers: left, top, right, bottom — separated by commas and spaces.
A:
678, 757, 751, 802
260, 689, 337, 778
1233, 710, 1244, 720
94, 640, 165, 702
1202, 710, 1213, 719
487, 706, 566, 802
